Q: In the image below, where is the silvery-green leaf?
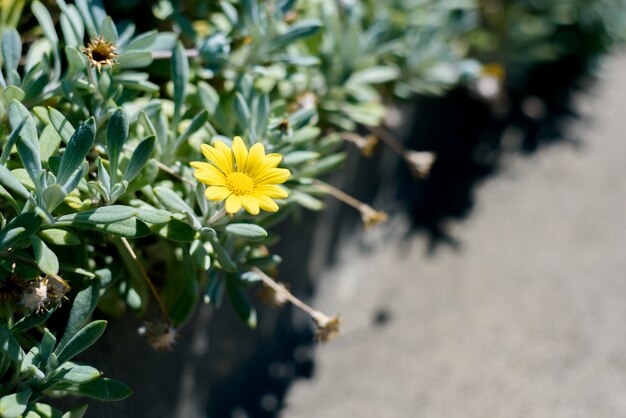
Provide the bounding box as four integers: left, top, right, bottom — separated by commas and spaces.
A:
101, 16, 118, 42
126, 30, 158, 50
174, 110, 208, 152
57, 118, 95, 185
122, 136, 155, 183
269, 19, 322, 52
65, 46, 87, 79
106, 108, 128, 184
154, 186, 195, 214
55, 205, 136, 224
33, 106, 75, 144
59, 5, 85, 47
234, 92, 251, 131
8, 100, 42, 184
31, 236, 59, 276
31, 1, 59, 44
76, 0, 106, 35
171, 41, 189, 125
55, 320, 106, 364
39, 125, 63, 164
43, 183, 68, 212
0, 212, 42, 250
1, 29, 21, 85
117, 51, 153, 68
0, 388, 31, 418
282, 151, 319, 165
38, 228, 81, 246
225, 223, 268, 241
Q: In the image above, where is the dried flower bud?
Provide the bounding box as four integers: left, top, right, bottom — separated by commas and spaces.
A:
360, 206, 388, 229
46, 275, 71, 305
296, 92, 317, 110
283, 10, 299, 24
404, 150, 436, 179
343, 133, 379, 157
81, 35, 119, 73
313, 314, 341, 343
139, 321, 179, 351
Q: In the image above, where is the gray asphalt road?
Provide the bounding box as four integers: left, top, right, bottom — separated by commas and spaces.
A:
283, 53, 626, 418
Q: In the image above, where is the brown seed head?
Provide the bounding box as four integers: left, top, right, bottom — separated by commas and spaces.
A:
81, 34, 119, 73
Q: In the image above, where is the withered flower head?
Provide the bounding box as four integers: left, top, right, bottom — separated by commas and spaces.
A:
20, 278, 49, 313
314, 314, 341, 343
46, 275, 71, 305
404, 150, 436, 179
81, 35, 119, 73
138, 321, 179, 351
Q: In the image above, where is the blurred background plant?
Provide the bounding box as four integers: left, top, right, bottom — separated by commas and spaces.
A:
1, 0, 626, 416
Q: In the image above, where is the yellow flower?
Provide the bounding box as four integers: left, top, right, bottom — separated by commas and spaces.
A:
81, 35, 119, 73
191, 137, 291, 215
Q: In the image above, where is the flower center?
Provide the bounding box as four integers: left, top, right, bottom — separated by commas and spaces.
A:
92, 46, 110, 62
226, 172, 254, 196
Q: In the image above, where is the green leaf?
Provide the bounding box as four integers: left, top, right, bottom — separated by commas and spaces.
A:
33, 106, 75, 144
190, 240, 211, 271
43, 183, 68, 211
153, 187, 195, 215
59, 6, 85, 48
0, 212, 43, 250
86, 218, 151, 238
224, 223, 268, 241
206, 233, 236, 272
226, 279, 257, 328
57, 118, 95, 186
39, 125, 63, 164
269, 19, 322, 51
300, 153, 347, 177
282, 151, 319, 166
57, 281, 100, 351
57, 362, 102, 383
2, 29, 21, 84
55, 205, 137, 224
101, 16, 118, 42
126, 30, 158, 50
39, 328, 56, 365
135, 208, 172, 225
106, 108, 128, 185
67, 377, 132, 401
122, 136, 155, 183
0, 325, 24, 362
10, 309, 56, 335
0, 164, 33, 202
32, 1, 59, 44
0, 388, 31, 418
155, 219, 199, 242
117, 51, 153, 68
38, 229, 81, 246
174, 110, 208, 152
291, 191, 325, 211
61, 404, 89, 418
65, 45, 87, 79
55, 320, 107, 364
346, 66, 399, 85
171, 41, 189, 125
233, 92, 251, 131
8, 100, 42, 183
31, 236, 59, 276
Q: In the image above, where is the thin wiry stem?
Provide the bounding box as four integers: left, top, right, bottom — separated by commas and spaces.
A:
251, 267, 328, 324
365, 124, 406, 156
119, 237, 171, 325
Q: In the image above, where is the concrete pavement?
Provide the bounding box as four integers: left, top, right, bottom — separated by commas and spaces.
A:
283, 53, 626, 417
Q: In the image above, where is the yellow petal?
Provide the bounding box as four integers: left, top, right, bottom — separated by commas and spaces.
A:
225, 195, 242, 214
245, 142, 265, 173
253, 185, 289, 199
256, 195, 279, 212
191, 162, 227, 186
249, 153, 282, 179
205, 186, 231, 201
200, 143, 233, 175
255, 168, 291, 186
240, 195, 260, 215
232, 136, 249, 171
214, 140, 235, 174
